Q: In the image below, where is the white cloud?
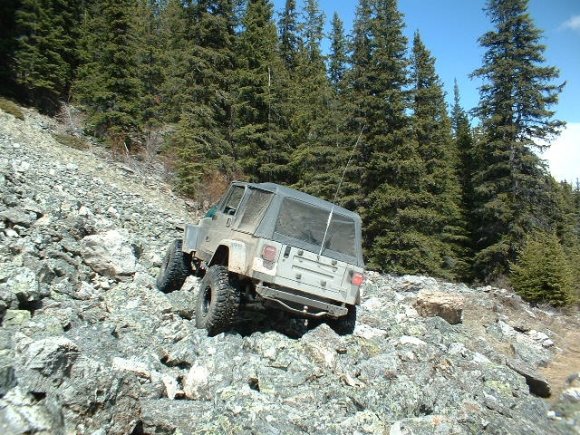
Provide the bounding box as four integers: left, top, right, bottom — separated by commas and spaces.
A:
560, 15, 580, 32
541, 122, 580, 183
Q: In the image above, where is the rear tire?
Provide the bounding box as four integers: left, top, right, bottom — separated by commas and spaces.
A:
156, 239, 191, 293
195, 265, 240, 336
327, 305, 357, 336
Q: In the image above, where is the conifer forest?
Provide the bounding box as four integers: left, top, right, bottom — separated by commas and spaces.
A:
1, 0, 579, 305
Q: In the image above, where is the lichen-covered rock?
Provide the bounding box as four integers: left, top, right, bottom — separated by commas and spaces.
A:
0, 107, 578, 435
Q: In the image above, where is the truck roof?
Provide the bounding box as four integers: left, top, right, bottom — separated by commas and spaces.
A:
234, 181, 361, 222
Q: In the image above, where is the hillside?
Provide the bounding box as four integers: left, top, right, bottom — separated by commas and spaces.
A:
0, 106, 579, 434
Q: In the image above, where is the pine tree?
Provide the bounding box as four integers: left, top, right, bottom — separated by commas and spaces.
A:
510, 231, 574, 306
411, 32, 467, 279
233, 0, 290, 183
470, 0, 564, 280
74, 0, 142, 147
12, 0, 82, 112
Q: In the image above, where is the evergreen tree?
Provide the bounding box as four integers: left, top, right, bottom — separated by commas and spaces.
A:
74, 0, 142, 146
233, 0, 290, 183
169, 0, 239, 197
451, 79, 476, 276
328, 12, 348, 92
510, 231, 574, 306
157, 0, 191, 123
471, 0, 564, 280
0, 0, 20, 98
411, 32, 467, 278
291, 8, 351, 202
278, 0, 300, 71
351, 0, 437, 275
12, 0, 82, 112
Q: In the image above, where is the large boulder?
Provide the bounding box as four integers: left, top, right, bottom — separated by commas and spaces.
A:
80, 230, 136, 280
414, 290, 465, 324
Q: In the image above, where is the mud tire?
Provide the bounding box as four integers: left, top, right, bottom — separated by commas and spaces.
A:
156, 239, 191, 293
195, 265, 240, 336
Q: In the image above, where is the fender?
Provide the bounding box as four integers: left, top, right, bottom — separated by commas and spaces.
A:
182, 224, 200, 254
209, 239, 248, 274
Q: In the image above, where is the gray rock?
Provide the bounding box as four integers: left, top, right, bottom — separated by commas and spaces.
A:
507, 359, 551, 398
80, 230, 136, 280
0, 208, 37, 227
0, 387, 64, 434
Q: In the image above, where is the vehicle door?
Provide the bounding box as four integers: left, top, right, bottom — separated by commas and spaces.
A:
199, 184, 246, 255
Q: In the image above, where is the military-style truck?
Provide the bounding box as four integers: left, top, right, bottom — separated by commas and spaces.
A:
156, 182, 365, 335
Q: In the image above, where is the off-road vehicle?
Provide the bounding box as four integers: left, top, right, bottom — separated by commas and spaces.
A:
156, 182, 365, 335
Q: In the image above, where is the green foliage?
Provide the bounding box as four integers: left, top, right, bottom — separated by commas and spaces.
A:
470, 0, 565, 281
410, 32, 468, 279
233, 0, 290, 183
12, 0, 81, 113
73, 0, 142, 145
510, 232, 574, 306
0, 97, 25, 120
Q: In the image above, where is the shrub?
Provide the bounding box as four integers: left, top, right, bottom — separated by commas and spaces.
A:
0, 97, 25, 120
510, 232, 574, 306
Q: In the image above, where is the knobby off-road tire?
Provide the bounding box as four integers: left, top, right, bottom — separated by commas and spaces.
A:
195, 265, 240, 336
327, 305, 357, 336
156, 239, 192, 293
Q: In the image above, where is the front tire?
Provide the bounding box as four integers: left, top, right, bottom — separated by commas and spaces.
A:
327, 305, 357, 336
195, 265, 240, 336
156, 239, 191, 293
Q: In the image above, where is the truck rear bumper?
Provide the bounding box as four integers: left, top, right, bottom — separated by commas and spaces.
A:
255, 284, 348, 318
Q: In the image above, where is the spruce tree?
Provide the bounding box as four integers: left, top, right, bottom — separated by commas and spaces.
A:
510, 232, 574, 306
328, 13, 348, 92
471, 0, 564, 280
169, 0, 239, 197
12, 0, 82, 112
233, 0, 289, 183
351, 0, 437, 275
451, 80, 476, 276
411, 32, 467, 279
278, 0, 300, 72
74, 0, 142, 147
0, 0, 20, 98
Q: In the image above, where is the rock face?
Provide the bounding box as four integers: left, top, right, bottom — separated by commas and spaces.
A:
0, 106, 579, 434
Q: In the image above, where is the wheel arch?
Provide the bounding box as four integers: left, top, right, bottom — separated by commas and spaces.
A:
208, 239, 248, 274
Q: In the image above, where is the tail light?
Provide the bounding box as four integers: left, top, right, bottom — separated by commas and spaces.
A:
351, 272, 365, 287
262, 245, 278, 262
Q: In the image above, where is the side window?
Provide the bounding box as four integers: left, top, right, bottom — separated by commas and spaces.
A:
237, 189, 273, 233
222, 186, 245, 215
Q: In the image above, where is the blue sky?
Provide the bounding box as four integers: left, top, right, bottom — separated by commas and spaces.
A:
272, 0, 580, 181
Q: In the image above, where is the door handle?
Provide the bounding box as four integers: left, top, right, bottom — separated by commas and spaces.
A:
226, 218, 231, 227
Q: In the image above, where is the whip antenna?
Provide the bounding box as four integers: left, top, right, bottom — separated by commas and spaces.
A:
319, 127, 365, 257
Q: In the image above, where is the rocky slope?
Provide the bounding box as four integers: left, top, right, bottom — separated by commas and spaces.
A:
0, 106, 579, 434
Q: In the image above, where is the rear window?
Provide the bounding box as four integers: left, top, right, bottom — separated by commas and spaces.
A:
274, 198, 356, 257
237, 189, 273, 233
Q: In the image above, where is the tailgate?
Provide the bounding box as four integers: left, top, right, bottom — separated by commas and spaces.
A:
277, 246, 348, 297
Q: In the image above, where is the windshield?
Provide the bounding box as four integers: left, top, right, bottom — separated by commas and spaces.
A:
274, 198, 356, 258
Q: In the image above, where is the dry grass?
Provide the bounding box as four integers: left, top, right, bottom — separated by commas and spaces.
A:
0, 97, 24, 120
51, 133, 90, 150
